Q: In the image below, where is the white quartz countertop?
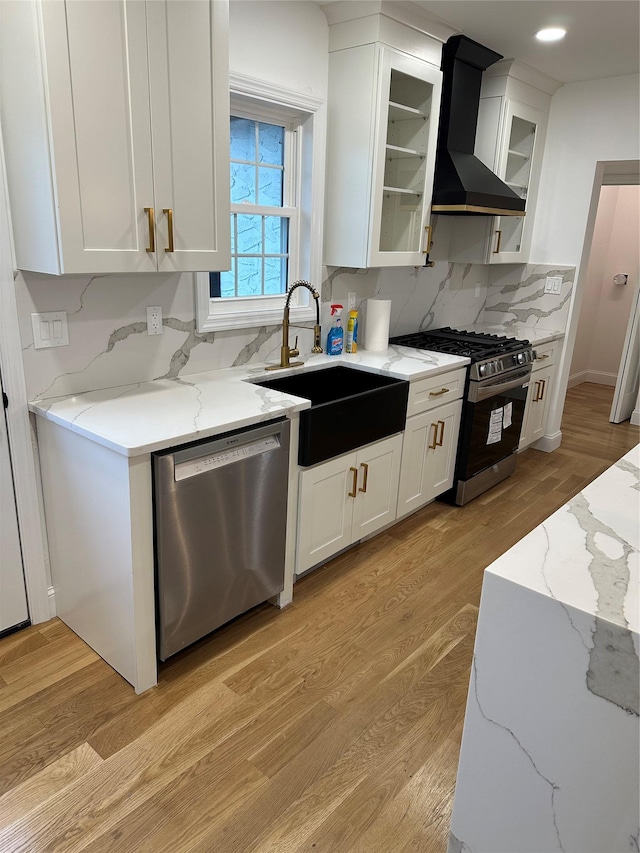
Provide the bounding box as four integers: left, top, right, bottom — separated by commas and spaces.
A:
29, 347, 469, 457
449, 445, 639, 853
461, 322, 564, 346
486, 444, 639, 634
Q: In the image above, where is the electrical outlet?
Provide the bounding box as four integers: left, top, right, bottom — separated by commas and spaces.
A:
347, 291, 356, 311
544, 276, 563, 295
147, 306, 163, 335
31, 311, 69, 349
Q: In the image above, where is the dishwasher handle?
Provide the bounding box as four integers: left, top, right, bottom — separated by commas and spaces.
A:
162, 418, 289, 481
174, 435, 282, 480
171, 418, 286, 464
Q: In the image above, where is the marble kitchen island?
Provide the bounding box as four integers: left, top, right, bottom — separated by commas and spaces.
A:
448, 445, 640, 853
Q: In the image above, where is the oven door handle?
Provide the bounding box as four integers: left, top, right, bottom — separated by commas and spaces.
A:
470, 368, 532, 403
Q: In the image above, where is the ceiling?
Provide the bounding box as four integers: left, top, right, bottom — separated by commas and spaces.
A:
410, 1, 640, 84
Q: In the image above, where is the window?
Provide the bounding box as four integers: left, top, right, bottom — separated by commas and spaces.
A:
196, 75, 325, 332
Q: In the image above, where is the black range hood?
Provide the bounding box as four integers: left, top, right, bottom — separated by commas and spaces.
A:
432, 35, 526, 216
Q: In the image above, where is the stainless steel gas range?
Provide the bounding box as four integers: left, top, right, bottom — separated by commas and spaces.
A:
390, 327, 536, 505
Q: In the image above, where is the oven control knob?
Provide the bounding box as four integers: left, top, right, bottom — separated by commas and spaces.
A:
516, 352, 524, 364
478, 363, 487, 377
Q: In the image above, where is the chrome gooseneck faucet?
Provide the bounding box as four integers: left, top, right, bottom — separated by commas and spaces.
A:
265, 280, 323, 371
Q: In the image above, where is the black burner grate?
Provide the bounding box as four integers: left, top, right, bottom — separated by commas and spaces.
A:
390, 327, 530, 361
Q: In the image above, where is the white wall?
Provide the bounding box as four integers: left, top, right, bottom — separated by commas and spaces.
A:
570, 185, 640, 386
528, 73, 640, 441
230, 0, 328, 97
531, 74, 640, 266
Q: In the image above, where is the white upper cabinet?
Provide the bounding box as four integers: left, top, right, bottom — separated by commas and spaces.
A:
0, 0, 230, 275
323, 14, 442, 268
448, 60, 560, 265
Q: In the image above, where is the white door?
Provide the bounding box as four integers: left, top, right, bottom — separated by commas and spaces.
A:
0, 384, 28, 633
424, 399, 463, 501
611, 281, 640, 423
43, 0, 157, 273
351, 435, 402, 539
148, 0, 230, 273
297, 455, 355, 575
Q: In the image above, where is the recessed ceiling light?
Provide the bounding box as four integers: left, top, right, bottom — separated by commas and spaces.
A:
536, 27, 567, 42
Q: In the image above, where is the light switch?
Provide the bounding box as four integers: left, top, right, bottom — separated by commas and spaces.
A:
31, 311, 69, 349
544, 276, 563, 295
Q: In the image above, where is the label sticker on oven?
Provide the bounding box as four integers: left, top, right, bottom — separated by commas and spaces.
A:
503, 402, 513, 428
487, 408, 503, 444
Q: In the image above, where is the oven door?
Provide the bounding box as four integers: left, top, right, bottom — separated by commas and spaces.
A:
457, 366, 531, 481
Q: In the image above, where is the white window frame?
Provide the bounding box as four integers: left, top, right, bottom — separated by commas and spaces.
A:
196, 74, 326, 332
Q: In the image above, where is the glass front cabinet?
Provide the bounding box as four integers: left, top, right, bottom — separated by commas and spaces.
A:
324, 43, 442, 268
448, 99, 546, 265
446, 48, 563, 266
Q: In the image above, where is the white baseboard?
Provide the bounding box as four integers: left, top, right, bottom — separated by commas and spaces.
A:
588, 371, 617, 386
47, 586, 56, 619
568, 371, 617, 388
532, 430, 563, 453
631, 409, 640, 427
568, 371, 588, 389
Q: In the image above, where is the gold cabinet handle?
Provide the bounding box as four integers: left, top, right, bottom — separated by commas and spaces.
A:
359, 462, 368, 494
493, 229, 502, 254
534, 380, 542, 402
422, 224, 433, 255
429, 387, 449, 397
436, 419, 445, 447
539, 378, 546, 401
144, 207, 155, 253
348, 467, 358, 498
537, 354, 550, 361
163, 208, 174, 252
428, 423, 438, 450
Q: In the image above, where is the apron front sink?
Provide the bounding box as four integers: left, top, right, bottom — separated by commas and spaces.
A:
255, 365, 409, 466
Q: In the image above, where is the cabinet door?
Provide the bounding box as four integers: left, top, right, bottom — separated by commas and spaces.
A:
520, 366, 553, 449
448, 99, 546, 266
397, 399, 462, 518
324, 43, 441, 268
296, 454, 355, 575
41, 0, 157, 274
351, 435, 402, 539
368, 48, 442, 267
491, 100, 545, 263
147, 0, 230, 273
424, 399, 462, 500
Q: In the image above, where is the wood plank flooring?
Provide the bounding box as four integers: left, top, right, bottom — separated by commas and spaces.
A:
1, 382, 637, 852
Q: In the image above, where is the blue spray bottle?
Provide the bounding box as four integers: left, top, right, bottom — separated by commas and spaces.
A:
326, 304, 344, 355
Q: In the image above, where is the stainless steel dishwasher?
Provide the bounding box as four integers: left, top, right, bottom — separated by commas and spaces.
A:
153, 417, 290, 661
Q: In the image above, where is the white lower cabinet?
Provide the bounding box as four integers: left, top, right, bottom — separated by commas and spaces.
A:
519, 341, 558, 450
520, 364, 554, 449
296, 434, 402, 575
397, 398, 463, 519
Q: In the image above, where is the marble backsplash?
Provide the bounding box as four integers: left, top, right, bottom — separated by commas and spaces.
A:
484, 264, 575, 331
325, 261, 490, 338
17, 261, 575, 401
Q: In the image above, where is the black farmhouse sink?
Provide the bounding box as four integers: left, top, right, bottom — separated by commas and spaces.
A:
255, 365, 409, 466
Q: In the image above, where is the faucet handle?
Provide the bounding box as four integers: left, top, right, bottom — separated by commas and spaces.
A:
289, 335, 299, 358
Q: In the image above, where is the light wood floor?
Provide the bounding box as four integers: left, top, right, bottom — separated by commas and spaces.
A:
0, 383, 637, 852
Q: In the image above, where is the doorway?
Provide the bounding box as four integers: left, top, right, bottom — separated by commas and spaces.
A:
0, 366, 29, 635
568, 163, 640, 424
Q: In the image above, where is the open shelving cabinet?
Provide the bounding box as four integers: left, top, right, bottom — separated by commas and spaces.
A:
325, 43, 442, 268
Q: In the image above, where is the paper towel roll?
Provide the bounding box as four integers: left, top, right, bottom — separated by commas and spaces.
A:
364, 299, 392, 352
